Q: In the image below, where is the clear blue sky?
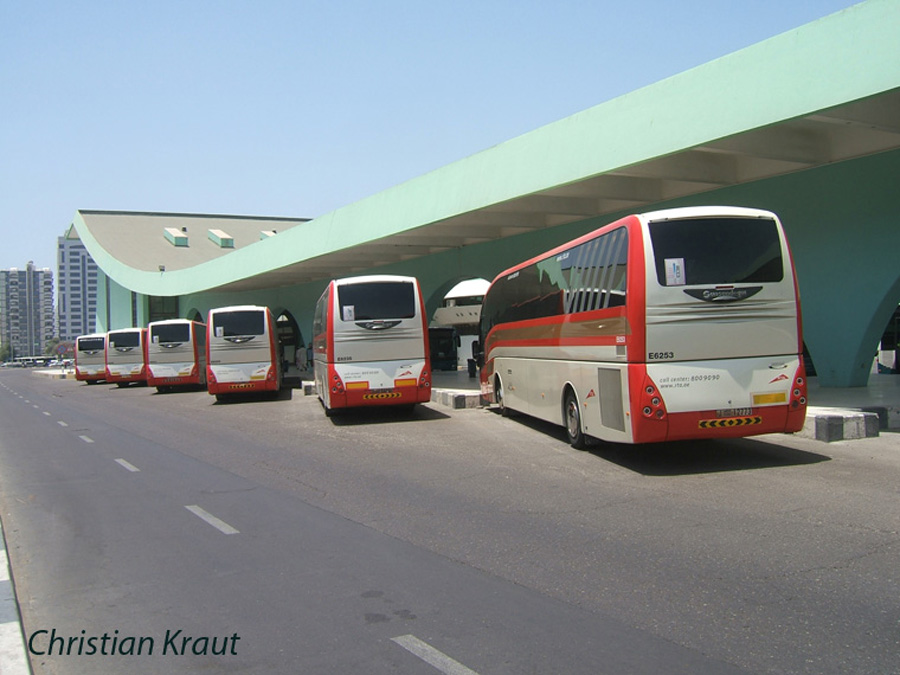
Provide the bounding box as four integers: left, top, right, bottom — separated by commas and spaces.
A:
0, 0, 861, 272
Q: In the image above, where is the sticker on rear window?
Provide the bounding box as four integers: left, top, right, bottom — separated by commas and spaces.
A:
665, 258, 686, 286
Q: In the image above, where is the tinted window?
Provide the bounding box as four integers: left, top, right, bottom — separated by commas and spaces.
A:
109, 331, 140, 348
337, 282, 416, 321
150, 323, 191, 343
649, 217, 783, 286
481, 227, 627, 339
213, 311, 265, 337
77, 337, 105, 352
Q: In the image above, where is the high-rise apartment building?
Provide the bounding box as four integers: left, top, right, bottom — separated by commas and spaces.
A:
57, 225, 99, 341
0, 262, 55, 358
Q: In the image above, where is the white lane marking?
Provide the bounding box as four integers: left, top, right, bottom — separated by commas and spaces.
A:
78, 435, 94, 444
391, 635, 481, 675
185, 505, 240, 535
57, 421, 68, 427
114, 459, 140, 473
32, 405, 38, 409
42, 411, 50, 416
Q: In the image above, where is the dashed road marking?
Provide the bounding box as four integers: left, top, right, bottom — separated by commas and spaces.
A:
185, 505, 240, 535
391, 635, 480, 675
114, 459, 140, 473
78, 435, 94, 444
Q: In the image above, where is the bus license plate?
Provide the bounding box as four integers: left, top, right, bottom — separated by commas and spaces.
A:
717, 408, 752, 417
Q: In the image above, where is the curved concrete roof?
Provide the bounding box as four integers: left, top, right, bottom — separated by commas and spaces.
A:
75, 0, 900, 297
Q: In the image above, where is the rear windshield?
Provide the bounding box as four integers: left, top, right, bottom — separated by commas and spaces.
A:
649, 217, 784, 286
338, 282, 416, 321
151, 323, 190, 344
213, 311, 265, 337
108, 331, 141, 348
77, 337, 104, 352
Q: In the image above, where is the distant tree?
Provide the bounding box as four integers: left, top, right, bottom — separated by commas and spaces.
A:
0, 343, 10, 361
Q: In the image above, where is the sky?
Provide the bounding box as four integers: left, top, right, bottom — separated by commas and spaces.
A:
0, 0, 862, 272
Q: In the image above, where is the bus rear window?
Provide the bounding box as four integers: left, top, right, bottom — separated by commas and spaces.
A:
338, 282, 416, 320
151, 324, 190, 344
109, 332, 140, 348
77, 337, 104, 352
649, 217, 784, 286
213, 311, 265, 337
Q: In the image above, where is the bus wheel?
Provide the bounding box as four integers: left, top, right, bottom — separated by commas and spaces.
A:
495, 376, 510, 417
564, 389, 587, 449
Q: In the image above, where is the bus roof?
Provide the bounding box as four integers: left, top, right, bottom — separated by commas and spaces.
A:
332, 274, 418, 286
639, 205, 778, 224
147, 318, 203, 326
208, 304, 269, 313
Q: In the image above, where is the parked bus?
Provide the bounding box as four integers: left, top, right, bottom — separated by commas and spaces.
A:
74, 333, 107, 383
206, 305, 282, 401
147, 319, 207, 392
313, 274, 431, 415
105, 328, 149, 387
477, 206, 808, 447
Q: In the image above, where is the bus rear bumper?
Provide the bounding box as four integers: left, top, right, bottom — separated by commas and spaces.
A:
662, 406, 805, 441
328, 386, 431, 409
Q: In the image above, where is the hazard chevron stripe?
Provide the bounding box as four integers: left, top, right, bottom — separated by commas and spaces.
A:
698, 416, 763, 429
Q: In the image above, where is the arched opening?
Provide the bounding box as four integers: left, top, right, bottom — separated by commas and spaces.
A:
274, 309, 306, 384
874, 304, 900, 375
186, 308, 203, 322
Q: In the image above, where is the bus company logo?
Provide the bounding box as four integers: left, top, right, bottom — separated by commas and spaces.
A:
586, 389, 596, 400
768, 373, 789, 384
363, 392, 402, 400
684, 286, 762, 303
398, 370, 413, 377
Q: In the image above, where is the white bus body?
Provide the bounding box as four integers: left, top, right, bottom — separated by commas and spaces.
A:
313, 275, 432, 414
75, 333, 106, 382
206, 305, 282, 400
147, 319, 207, 391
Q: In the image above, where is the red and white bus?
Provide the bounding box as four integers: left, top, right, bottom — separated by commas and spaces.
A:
478, 206, 807, 447
105, 328, 149, 387
206, 305, 282, 401
147, 319, 207, 392
74, 333, 106, 383
313, 274, 431, 415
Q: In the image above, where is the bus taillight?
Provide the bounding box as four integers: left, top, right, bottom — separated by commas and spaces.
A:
418, 369, 431, 389
641, 378, 668, 420
331, 372, 345, 394
791, 367, 808, 409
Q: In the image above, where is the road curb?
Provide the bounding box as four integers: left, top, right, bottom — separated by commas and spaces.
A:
0, 517, 31, 674
800, 407, 882, 442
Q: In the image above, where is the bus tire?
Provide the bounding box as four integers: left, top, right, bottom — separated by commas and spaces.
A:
495, 376, 511, 417
563, 388, 587, 449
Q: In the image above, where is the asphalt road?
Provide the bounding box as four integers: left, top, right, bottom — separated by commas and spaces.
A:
0, 369, 897, 674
